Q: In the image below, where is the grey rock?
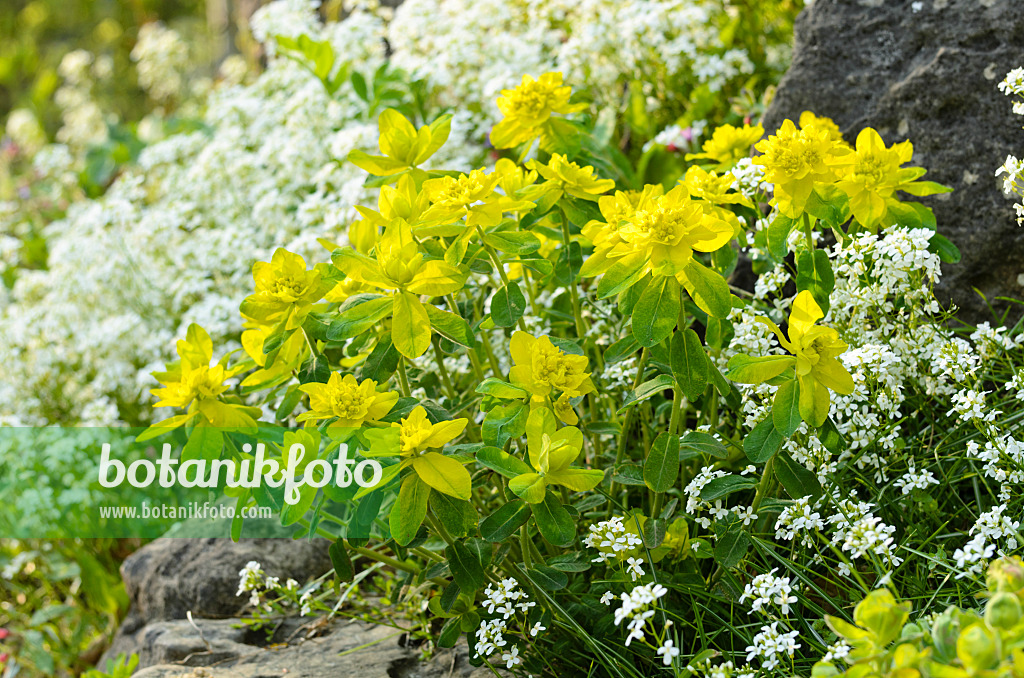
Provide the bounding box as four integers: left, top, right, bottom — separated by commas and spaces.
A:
102, 538, 332, 665
120, 616, 498, 678
763, 0, 1024, 321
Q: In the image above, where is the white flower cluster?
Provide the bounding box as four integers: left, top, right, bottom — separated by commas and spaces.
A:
744, 621, 801, 671
998, 67, 1024, 224
612, 582, 667, 646
474, 577, 535, 667
131, 23, 191, 103
966, 436, 1024, 503
583, 515, 643, 563
739, 568, 799, 616
892, 465, 939, 495
774, 496, 825, 547
730, 158, 772, 201
683, 465, 730, 526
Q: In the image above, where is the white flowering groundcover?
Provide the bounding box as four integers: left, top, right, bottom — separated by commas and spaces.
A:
4, 1, 1024, 677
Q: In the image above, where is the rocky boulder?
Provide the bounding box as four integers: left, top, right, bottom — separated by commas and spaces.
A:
763, 0, 1024, 321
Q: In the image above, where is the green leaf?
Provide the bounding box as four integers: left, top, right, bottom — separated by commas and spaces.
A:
644, 432, 680, 493
929, 232, 961, 264
679, 431, 728, 460
714, 525, 750, 569
726, 354, 794, 384
699, 475, 757, 502
481, 402, 529, 448
682, 259, 732, 319
429, 492, 476, 538
611, 464, 647, 486
631, 276, 680, 348
359, 333, 400, 382
596, 255, 648, 299
476, 446, 533, 479
604, 335, 639, 363
446, 541, 487, 592
772, 379, 802, 437
182, 426, 223, 463
475, 378, 529, 400
298, 353, 330, 385
491, 281, 527, 328
774, 449, 823, 501
744, 416, 784, 463
817, 417, 847, 456
327, 295, 393, 341
642, 517, 667, 549
532, 492, 575, 547
329, 540, 354, 582
483, 230, 542, 255
389, 474, 430, 546
796, 248, 835, 315
424, 303, 476, 348
437, 617, 461, 648
546, 552, 591, 572
617, 374, 675, 414
527, 565, 568, 590
479, 500, 531, 542
767, 214, 797, 260
671, 328, 709, 400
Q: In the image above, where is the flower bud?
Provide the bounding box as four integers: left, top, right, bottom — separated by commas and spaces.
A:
931, 606, 962, 663
986, 592, 1022, 630
987, 556, 1024, 594
956, 623, 1000, 672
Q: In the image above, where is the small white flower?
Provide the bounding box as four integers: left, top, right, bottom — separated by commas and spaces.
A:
656, 638, 680, 666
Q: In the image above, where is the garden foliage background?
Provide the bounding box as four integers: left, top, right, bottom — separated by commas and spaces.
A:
6, 0, 1024, 677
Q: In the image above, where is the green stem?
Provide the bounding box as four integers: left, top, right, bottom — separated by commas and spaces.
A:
520, 523, 533, 569
557, 206, 587, 340
431, 336, 457, 403
426, 512, 454, 546
346, 542, 419, 575
802, 212, 814, 251
750, 456, 775, 516
397, 356, 411, 397
607, 347, 650, 509
476, 225, 527, 333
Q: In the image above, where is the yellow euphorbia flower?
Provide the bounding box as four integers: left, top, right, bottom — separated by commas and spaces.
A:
579, 184, 733, 280
418, 168, 534, 236
350, 174, 428, 252
297, 372, 399, 428
682, 166, 754, 237
579, 186, 663, 273
386, 405, 472, 500
494, 157, 539, 196
799, 111, 846, 146
727, 291, 854, 427
331, 219, 467, 358
754, 118, 849, 218
150, 324, 259, 429
686, 122, 764, 169
240, 248, 328, 331
829, 127, 950, 230
349, 109, 451, 176
509, 331, 594, 399
527, 153, 615, 202
490, 72, 587, 149
508, 409, 603, 503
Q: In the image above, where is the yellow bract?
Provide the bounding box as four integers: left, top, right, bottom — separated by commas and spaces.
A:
754, 119, 848, 218
686, 122, 764, 169
490, 72, 586, 149
241, 248, 327, 331
509, 331, 594, 400
390, 405, 472, 500
331, 219, 467, 358
579, 184, 733, 280
508, 408, 603, 503
730, 291, 855, 427
350, 174, 428, 252
296, 372, 399, 428
349, 109, 451, 176
150, 324, 258, 429
528, 153, 615, 202
419, 168, 512, 230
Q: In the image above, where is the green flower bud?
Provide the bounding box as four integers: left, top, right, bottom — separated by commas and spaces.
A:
987, 556, 1024, 594
932, 606, 962, 663
900, 622, 922, 639
957, 623, 1000, 672
986, 592, 1022, 630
